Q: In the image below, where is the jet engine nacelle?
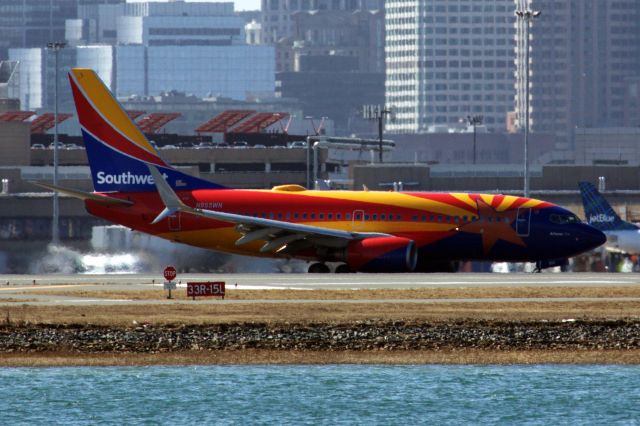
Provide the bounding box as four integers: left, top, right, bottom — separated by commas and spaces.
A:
346, 236, 417, 272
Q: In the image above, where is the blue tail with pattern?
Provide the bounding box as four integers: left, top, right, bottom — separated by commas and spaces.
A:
578, 181, 638, 231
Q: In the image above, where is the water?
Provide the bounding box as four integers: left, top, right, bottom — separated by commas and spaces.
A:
1, 365, 639, 425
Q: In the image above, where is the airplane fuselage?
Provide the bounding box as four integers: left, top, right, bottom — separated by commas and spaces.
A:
85, 188, 605, 269
601, 229, 640, 254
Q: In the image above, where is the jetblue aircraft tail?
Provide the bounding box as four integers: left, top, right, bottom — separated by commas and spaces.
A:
578, 181, 638, 231
68, 68, 224, 193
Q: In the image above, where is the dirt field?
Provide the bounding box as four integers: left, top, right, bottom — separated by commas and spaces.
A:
20, 286, 640, 301
2, 349, 640, 367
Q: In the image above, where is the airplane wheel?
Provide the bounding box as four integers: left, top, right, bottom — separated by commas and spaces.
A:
308, 263, 330, 273
334, 264, 352, 273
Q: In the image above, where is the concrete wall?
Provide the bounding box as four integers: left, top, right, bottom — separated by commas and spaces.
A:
0, 122, 30, 166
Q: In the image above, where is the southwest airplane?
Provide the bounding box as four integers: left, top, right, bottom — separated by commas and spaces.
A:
36, 68, 606, 273
579, 181, 640, 254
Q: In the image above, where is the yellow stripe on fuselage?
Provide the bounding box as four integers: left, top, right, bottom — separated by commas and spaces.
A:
448, 193, 477, 209
279, 190, 475, 217
70, 68, 156, 154
495, 195, 520, 212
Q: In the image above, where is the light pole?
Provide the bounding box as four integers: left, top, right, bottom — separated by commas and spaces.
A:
515, 8, 540, 197
363, 105, 391, 163
467, 115, 483, 164
46, 41, 66, 245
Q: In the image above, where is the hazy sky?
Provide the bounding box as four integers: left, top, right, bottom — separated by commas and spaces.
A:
127, 0, 260, 12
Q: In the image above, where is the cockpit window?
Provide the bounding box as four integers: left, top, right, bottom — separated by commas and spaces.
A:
549, 213, 581, 224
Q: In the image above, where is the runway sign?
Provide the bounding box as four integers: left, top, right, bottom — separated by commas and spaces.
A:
187, 281, 225, 299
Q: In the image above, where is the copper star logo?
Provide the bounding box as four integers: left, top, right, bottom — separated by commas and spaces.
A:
458, 198, 526, 254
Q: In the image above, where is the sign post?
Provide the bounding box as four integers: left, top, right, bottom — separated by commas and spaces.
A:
187, 282, 225, 300
163, 266, 177, 299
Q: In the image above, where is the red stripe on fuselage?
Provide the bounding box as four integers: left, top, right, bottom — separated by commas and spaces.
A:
69, 77, 166, 166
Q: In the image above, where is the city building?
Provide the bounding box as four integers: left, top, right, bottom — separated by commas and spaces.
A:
0, 0, 123, 59
515, 0, 640, 143
385, 0, 517, 133
0, 61, 20, 107
260, 0, 382, 45
276, 69, 383, 133
10, 1, 275, 111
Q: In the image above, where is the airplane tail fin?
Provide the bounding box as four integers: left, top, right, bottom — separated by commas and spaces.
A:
578, 181, 637, 231
68, 68, 224, 192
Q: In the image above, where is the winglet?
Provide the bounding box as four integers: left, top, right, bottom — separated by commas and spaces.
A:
148, 165, 192, 224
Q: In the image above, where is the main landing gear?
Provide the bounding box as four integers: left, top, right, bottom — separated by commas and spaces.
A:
308, 262, 331, 273
308, 263, 353, 273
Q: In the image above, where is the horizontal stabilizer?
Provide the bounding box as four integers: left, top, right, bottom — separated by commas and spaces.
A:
30, 181, 133, 206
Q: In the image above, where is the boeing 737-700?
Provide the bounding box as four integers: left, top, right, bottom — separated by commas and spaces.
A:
34, 69, 606, 273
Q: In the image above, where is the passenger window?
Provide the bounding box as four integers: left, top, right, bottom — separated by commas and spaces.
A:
294, 213, 299, 219
278, 213, 283, 219
373, 214, 377, 220
381, 214, 386, 220
319, 213, 324, 219
311, 213, 316, 219
422, 215, 427, 221
396, 215, 402, 220
365, 215, 370, 220
438, 215, 443, 222
336, 213, 341, 219
328, 213, 333, 220
463, 215, 468, 222
412, 215, 418, 221
430, 215, 435, 222
346, 213, 351, 220
286, 212, 290, 220
303, 213, 308, 219
270, 213, 275, 219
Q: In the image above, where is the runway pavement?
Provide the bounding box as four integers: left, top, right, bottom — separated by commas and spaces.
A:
0, 273, 639, 306
1, 272, 640, 289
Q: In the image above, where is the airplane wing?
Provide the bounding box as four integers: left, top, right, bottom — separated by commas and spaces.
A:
147, 166, 390, 254
30, 181, 134, 206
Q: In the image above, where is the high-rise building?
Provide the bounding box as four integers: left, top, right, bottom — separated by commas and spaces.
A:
10, 1, 275, 111
515, 0, 640, 141
260, 0, 382, 45
0, 0, 77, 60
0, 0, 123, 60
385, 0, 517, 134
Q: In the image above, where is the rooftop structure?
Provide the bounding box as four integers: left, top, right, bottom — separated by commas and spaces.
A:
30, 113, 73, 134
0, 111, 35, 122
195, 110, 256, 134
136, 112, 181, 134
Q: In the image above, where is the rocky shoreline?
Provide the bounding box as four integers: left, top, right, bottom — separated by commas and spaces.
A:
2, 319, 640, 353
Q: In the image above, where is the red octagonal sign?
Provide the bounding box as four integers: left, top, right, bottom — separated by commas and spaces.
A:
163, 266, 177, 281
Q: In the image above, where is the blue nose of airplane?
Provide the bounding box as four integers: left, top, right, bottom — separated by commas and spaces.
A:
581, 224, 607, 251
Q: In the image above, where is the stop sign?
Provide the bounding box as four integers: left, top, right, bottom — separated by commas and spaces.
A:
163, 266, 177, 281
